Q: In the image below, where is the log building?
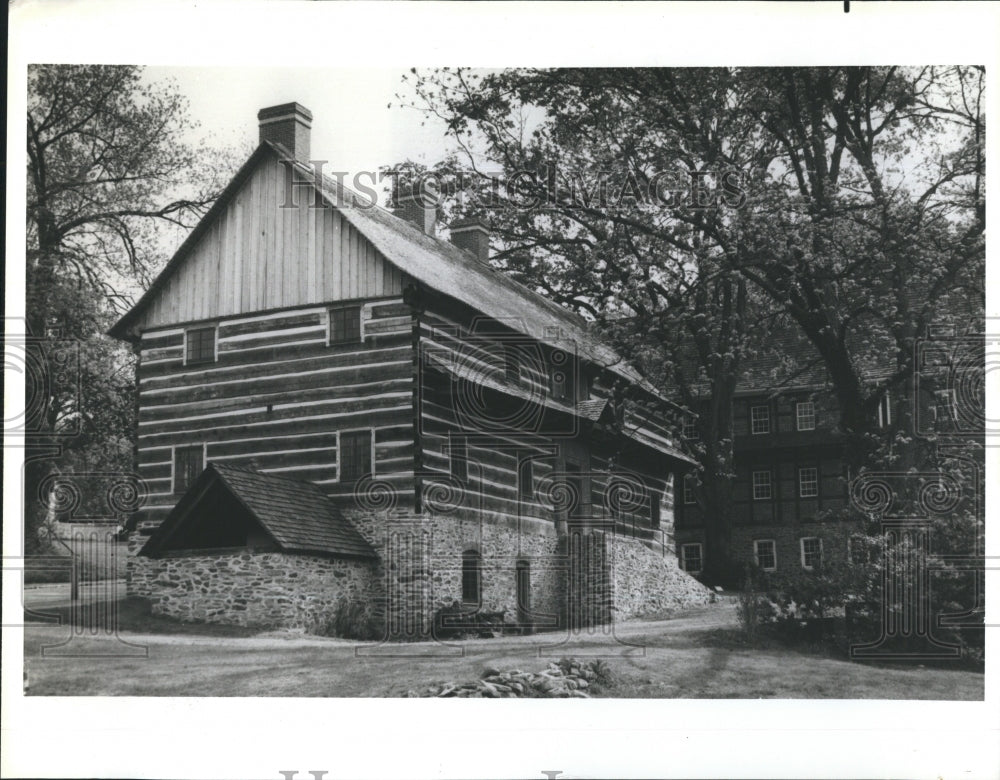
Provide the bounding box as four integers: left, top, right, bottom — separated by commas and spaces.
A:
110, 103, 711, 636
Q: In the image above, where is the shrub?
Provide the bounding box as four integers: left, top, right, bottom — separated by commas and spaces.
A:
315, 598, 381, 640
735, 567, 776, 644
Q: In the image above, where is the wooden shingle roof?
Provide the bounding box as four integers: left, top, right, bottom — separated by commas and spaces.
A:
141, 462, 376, 559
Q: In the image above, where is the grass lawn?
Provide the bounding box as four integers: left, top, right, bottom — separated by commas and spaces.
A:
20, 598, 984, 699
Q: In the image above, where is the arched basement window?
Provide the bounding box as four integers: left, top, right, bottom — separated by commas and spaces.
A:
462, 549, 481, 606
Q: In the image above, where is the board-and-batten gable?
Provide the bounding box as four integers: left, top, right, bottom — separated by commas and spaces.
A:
133, 153, 409, 334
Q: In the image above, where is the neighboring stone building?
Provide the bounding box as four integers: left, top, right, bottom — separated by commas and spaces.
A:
111, 103, 711, 636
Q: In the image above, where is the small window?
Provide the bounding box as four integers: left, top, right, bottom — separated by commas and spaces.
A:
752, 470, 772, 501
754, 539, 777, 571
173, 445, 204, 494
683, 473, 697, 505
750, 404, 770, 434
518, 456, 533, 500
185, 326, 216, 365
649, 489, 661, 529
340, 429, 372, 484
504, 345, 521, 384
796, 401, 816, 431
515, 559, 531, 613
329, 305, 362, 345
800, 537, 823, 570
682, 416, 698, 439
450, 434, 468, 482
680, 543, 703, 575
462, 549, 481, 605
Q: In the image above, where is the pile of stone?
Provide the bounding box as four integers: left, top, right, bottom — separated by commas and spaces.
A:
407, 657, 609, 698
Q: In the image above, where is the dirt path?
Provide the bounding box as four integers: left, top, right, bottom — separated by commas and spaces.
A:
20, 598, 984, 699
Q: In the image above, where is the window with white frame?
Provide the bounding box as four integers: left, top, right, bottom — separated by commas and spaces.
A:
796, 401, 816, 431
800, 537, 823, 569
682, 416, 698, 439
185, 326, 216, 365
754, 539, 777, 571
680, 543, 703, 574
683, 473, 697, 505
750, 404, 770, 434
752, 470, 772, 500
798, 467, 819, 498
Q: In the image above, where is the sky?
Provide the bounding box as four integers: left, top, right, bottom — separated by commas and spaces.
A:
143, 66, 458, 203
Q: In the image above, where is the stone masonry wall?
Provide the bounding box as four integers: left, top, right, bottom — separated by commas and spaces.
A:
130, 551, 379, 630
127, 509, 712, 637
347, 508, 711, 636
610, 532, 713, 617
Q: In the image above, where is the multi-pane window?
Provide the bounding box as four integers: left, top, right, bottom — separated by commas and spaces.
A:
329, 305, 362, 345
682, 416, 698, 439
462, 549, 481, 605
185, 326, 216, 365
796, 401, 816, 431
683, 473, 697, 505
752, 470, 772, 501
450, 434, 468, 482
754, 539, 777, 571
800, 537, 823, 570
798, 467, 819, 498
173, 445, 204, 494
339, 429, 372, 483
750, 404, 771, 434
518, 456, 533, 500
680, 543, 703, 575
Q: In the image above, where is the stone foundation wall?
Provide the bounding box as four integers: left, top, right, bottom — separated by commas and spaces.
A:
348, 508, 711, 635
610, 533, 713, 617
126, 508, 712, 637
130, 551, 379, 630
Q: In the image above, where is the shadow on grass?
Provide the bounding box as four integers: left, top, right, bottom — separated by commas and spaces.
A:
24, 597, 263, 638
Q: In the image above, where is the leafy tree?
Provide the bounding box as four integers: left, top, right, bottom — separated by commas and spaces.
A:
24, 65, 232, 549
391, 69, 783, 582
393, 67, 984, 585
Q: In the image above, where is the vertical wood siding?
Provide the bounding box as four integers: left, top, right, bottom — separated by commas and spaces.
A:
139, 157, 407, 330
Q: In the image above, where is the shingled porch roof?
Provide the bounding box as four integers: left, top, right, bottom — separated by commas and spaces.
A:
140, 462, 377, 559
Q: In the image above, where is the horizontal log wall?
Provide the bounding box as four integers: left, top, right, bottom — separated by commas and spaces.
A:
416, 305, 675, 545
134, 298, 416, 539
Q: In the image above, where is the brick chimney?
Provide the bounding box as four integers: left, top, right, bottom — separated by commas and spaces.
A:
450, 217, 491, 263
395, 189, 439, 236
258, 103, 312, 163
